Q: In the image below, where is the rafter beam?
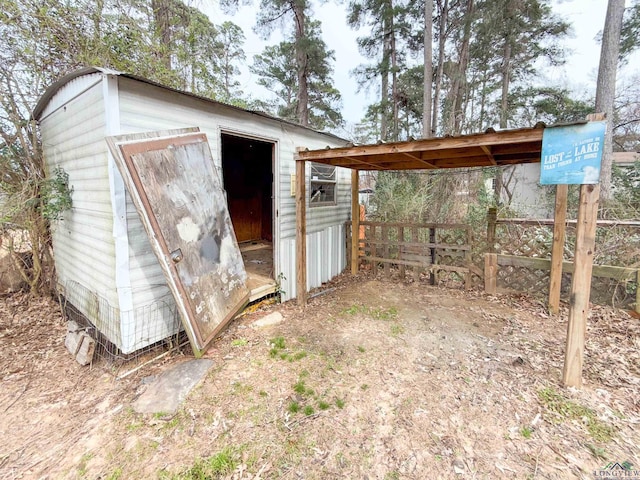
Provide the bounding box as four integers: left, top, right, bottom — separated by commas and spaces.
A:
401, 152, 437, 169
480, 145, 497, 165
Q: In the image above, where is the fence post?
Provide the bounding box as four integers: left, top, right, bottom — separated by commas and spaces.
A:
484, 253, 497, 294
549, 184, 568, 314
636, 269, 640, 314
487, 207, 497, 254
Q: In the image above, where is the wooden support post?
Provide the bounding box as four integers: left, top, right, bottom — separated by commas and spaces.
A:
549, 184, 569, 314
371, 225, 378, 275
429, 227, 436, 285
382, 225, 390, 277
464, 226, 472, 289
487, 207, 497, 253
296, 159, 307, 306
351, 169, 359, 275
562, 183, 600, 388
399, 227, 406, 280
412, 227, 420, 282
636, 270, 640, 314
484, 253, 498, 294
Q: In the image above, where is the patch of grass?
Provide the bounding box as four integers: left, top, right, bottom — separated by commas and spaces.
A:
390, 324, 405, 336
77, 452, 94, 477
293, 351, 307, 361
384, 471, 400, 480
169, 447, 238, 479
357, 345, 366, 353
370, 306, 398, 320
269, 336, 307, 363
520, 426, 533, 439
259, 390, 268, 397
538, 387, 615, 442
342, 304, 399, 321
293, 380, 307, 395
126, 420, 144, 432
318, 400, 331, 410
342, 304, 367, 315
303, 405, 315, 416
104, 467, 123, 480
585, 443, 608, 460
207, 448, 238, 475
288, 401, 300, 413
231, 338, 248, 347
335, 398, 345, 409
360, 384, 369, 391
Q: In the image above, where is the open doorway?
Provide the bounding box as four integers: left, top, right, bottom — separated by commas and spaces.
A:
221, 133, 276, 301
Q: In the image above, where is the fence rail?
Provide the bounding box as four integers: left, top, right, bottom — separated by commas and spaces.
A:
347, 220, 472, 288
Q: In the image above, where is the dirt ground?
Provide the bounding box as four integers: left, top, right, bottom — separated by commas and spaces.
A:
1, 274, 639, 480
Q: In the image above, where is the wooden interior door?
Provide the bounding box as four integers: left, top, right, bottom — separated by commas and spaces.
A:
107, 129, 249, 357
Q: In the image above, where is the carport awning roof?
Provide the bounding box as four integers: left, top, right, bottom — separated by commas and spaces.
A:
295, 124, 566, 171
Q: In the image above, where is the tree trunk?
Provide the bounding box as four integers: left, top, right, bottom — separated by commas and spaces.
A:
391, 20, 399, 141
423, 0, 433, 138
596, 0, 625, 202
151, 0, 172, 70
450, 0, 474, 134
499, 40, 511, 129
431, 0, 448, 136
380, 2, 393, 141
293, 1, 309, 126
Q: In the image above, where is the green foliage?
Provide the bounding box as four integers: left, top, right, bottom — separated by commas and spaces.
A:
40, 167, 73, 221
620, 0, 640, 61
508, 87, 593, 127
538, 387, 616, 442
520, 426, 533, 439
167, 447, 239, 479
611, 160, 640, 215
251, 20, 343, 130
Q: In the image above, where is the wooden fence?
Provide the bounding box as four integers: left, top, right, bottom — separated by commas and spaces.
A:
484, 253, 640, 313
347, 220, 472, 288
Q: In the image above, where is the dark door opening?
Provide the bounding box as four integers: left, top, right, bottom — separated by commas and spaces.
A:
221, 133, 274, 244
221, 133, 276, 301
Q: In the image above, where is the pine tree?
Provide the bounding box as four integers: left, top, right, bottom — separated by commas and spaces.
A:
251, 20, 342, 130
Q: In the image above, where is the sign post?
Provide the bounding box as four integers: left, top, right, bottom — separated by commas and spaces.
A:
540, 116, 606, 388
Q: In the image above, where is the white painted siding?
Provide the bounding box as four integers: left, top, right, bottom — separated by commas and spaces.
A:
507, 163, 553, 217
40, 82, 121, 345
38, 73, 102, 121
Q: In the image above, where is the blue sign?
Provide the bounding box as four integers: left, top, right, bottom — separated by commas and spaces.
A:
540, 121, 606, 185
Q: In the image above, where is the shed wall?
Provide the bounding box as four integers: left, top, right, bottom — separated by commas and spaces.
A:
39, 81, 122, 344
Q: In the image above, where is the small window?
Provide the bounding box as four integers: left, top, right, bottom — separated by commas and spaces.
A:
310, 162, 337, 206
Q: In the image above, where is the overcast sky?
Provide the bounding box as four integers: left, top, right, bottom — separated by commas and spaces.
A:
202, 0, 637, 126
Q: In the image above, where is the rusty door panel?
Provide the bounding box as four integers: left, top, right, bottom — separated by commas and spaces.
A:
107, 129, 249, 356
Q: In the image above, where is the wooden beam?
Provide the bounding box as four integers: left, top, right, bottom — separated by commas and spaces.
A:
549, 184, 568, 314
351, 169, 360, 275
295, 159, 307, 306
563, 183, 600, 388
400, 152, 437, 168
296, 128, 544, 162
480, 145, 497, 165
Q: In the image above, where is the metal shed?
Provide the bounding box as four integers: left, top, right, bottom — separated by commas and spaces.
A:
34, 67, 350, 356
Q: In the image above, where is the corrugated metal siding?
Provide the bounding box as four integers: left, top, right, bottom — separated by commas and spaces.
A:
278, 223, 346, 301
40, 82, 121, 345
117, 77, 350, 309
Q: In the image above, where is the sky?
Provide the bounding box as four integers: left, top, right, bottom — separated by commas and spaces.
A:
202, 0, 635, 126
